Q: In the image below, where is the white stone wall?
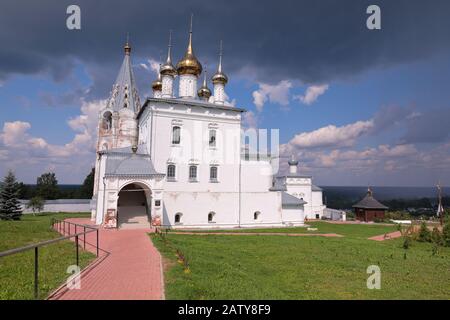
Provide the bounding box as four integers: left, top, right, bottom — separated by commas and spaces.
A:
281, 207, 305, 225
178, 74, 197, 98
213, 83, 225, 104
161, 75, 174, 98
311, 191, 325, 219
20, 200, 90, 213
285, 177, 325, 219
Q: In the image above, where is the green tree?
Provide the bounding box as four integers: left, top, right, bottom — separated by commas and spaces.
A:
0, 171, 23, 220
36, 172, 59, 200
417, 222, 431, 242
78, 168, 95, 199
26, 196, 45, 216
431, 227, 443, 246
443, 221, 450, 247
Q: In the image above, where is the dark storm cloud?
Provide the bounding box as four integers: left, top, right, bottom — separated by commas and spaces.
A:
401, 108, 450, 144
1, 0, 450, 98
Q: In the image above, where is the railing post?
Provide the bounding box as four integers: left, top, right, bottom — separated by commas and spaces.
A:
75, 235, 79, 267
63, 221, 65, 235
84, 226, 86, 249
34, 247, 39, 300
96, 229, 99, 257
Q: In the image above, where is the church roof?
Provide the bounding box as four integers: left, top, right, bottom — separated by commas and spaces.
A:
104, 151, 164, 178
99, 144, 147, 155
352, 190, 388, 210
105, 44, 141, 113
137, 97, 246, 119
269, 176, 287, 191
281, 192, 307, 207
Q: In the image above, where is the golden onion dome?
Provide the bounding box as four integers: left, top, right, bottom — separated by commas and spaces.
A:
212, 71, 228, 85
212, 41, 227, 85
160, 31, 177, 76
197, 71, 211, 100
160, 61, 177, 76
151, 69, 162, 91
176, 29, 202, 76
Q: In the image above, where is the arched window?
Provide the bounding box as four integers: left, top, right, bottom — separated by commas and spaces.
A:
172, 126, 181, 144
167, 165, 176, 181
254, 211, 261, 220
102, 111, 112, 131
210, 166, 218, 181
209, 129, 216, 147
189, 165, 197, 182
208, 212, 215, 223
175, 213, 182, 224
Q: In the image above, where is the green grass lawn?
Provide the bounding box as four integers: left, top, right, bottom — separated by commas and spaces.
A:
169, 221, 397, 239
0, 213, 95, 300
152, 222, 450, 299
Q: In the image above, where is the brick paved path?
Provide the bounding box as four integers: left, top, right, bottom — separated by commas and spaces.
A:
49, 218, 163, 300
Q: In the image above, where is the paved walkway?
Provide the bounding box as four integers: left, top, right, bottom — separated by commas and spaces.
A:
170, 232, 343, 237
368, 231, 402, 241
49, 218, 163, 300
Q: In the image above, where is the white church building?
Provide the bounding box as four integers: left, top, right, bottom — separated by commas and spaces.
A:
91, 25, 326, 229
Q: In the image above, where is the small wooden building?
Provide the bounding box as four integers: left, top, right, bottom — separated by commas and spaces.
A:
352, 188, 388, 222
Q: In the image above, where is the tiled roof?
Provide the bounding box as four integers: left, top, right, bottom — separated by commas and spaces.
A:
353, 193, 388, 209
281, 192, 307, 207
105, 50, 141, 113
105, 153, 163, 178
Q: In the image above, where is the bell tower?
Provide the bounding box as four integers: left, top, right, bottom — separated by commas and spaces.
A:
92, 40, 141, 204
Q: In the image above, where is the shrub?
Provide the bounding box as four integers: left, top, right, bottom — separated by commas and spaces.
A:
431, 227, 443, 246
26, 196, 45, 215
403, 236, 411, 249
417, 222, 431, 242
443, 221, 450, 247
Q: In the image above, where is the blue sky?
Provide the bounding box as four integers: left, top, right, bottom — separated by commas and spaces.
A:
1, 0, 450, 186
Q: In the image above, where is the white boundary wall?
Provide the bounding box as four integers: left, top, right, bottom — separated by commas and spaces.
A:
20, 199, 91, 213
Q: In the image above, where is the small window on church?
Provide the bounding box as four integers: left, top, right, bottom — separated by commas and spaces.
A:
189, 165, 198, 182
175, 213, 182, 224
254, 211, 261, 220
172, 126, 181, 144
210, 166, 218, 182
208, 212, 215, 223
167, 165, 176, 181
209, 130, 216, 147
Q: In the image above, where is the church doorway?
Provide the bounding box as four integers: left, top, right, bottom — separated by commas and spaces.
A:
117, 182, 151, 229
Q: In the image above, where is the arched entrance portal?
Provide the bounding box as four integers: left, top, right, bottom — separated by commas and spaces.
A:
117, 183, 151, 229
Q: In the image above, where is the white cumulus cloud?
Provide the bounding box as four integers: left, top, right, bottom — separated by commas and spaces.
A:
294, 84, 329, 105
252, 80, 292, 112
287, 120, 374, 149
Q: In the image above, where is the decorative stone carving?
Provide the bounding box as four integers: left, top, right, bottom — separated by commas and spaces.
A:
104, 209, 117, 228
151, 215, 161, 226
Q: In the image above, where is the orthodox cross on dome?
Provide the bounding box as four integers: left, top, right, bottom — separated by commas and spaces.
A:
106, 38, 141, 113
367, 186, 373, 197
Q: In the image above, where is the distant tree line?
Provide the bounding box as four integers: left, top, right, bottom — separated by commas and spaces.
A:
15, 168, 94, 200
326, 192, 449, 216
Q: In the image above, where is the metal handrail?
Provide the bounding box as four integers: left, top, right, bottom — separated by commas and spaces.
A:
0, 218, 100, 300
